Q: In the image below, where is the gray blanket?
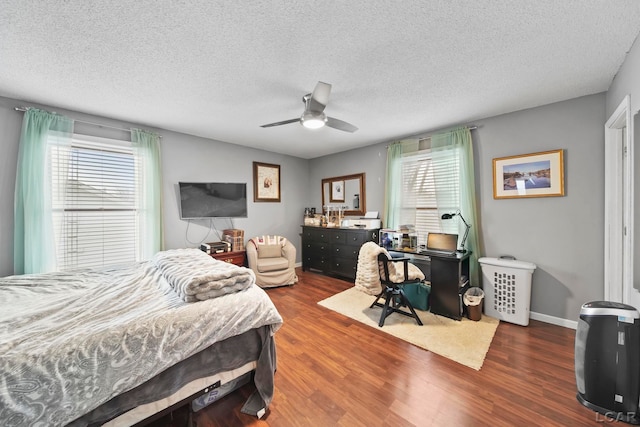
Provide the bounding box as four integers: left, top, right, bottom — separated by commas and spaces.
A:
152, 248, 255, 302
0, 257, 282, 426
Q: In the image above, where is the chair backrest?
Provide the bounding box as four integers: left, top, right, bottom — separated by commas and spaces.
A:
377, 252, 393, 283
377, 252, 425, 284
378, 252, 409, 284
249, 235, 287, 259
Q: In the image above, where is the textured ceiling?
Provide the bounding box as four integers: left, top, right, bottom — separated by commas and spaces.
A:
1, 1, 639, 159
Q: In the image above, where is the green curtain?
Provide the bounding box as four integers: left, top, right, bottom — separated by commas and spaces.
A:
431, 127, 481, 287
383, 140, 420, 229
131, 128, 163, 260
383, 142, 403, 229
14, 109, 73, 274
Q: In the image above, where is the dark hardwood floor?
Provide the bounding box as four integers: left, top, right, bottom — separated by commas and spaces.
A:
156, 268, 604, 426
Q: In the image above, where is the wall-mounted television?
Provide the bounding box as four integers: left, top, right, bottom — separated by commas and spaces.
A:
178, 182, 248, 219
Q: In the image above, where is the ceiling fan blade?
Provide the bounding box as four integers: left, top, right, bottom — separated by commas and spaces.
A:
260, 118, 300, 128
309, 81, 332, 112
326, 117, 358, 133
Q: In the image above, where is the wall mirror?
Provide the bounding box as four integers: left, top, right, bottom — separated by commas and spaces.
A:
321, 172, 366, 217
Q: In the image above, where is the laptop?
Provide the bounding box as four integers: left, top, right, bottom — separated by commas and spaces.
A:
424, 233, 458, 256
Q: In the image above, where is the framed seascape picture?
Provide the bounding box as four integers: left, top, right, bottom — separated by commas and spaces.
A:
330, 180, 345, 202
493, 149, 564, 199
253, 161, 281, 202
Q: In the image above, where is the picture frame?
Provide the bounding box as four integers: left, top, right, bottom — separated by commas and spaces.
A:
493, 149, 564, 199
253, 161, 281, 202
330, 180, 345, 202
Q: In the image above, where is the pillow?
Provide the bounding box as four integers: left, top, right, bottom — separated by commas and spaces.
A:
257, 244, 282, 259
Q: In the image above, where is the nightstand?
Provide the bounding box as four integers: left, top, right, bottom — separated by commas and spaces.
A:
209, 250, 246, 267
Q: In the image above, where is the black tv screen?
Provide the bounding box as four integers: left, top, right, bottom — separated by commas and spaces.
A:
178, 182, 248, 219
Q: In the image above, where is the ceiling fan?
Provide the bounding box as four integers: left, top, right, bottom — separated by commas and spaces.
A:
261, 81, 358, 133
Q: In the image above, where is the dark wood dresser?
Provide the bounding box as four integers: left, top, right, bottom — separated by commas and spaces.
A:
301, 226, 380, 280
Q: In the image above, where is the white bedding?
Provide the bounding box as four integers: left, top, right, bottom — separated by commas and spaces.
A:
152, 248, 255, 301
0, 254, 283, 426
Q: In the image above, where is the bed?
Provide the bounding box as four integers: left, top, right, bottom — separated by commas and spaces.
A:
0, 248, 283, 426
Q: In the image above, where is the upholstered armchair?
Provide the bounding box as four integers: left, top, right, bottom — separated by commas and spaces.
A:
246, 235, 298, 288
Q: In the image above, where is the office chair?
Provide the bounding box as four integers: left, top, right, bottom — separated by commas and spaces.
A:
370, 252, 424, 327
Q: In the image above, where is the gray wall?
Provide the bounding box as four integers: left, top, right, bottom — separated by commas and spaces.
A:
159, 130, 309, 252
0, 98, 22, 276
607, 34, 640, 118
475, 93, 605, 322
0, 96, 310, 277
308, 142, 387, 217
607, 34, 640, 292
310, 93, 606, 323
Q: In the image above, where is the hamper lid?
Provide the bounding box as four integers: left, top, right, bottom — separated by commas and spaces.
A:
478, 256, 537, 271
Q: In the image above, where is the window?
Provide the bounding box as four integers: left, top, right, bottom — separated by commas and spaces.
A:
398, 145, 460, 246
51, 135, 140, 270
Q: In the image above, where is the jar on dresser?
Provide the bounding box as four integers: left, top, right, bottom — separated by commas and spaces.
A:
301, 225, 380, 280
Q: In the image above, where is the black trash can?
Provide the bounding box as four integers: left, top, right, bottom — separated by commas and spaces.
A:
575, 301, 640, 424
463, 287, 484, 321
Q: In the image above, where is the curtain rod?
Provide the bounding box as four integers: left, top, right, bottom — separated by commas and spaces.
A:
14, 106, 162, 138
386, 125, 478, 148
416, 125, 477, 142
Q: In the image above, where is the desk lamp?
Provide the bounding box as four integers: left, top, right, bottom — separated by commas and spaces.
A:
441, 210, 471, 253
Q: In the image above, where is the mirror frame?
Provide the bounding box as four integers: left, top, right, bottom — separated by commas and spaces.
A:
321, 172, 366, 217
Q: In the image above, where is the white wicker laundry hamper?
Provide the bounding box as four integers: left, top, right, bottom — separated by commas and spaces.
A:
478, 257, 537, 326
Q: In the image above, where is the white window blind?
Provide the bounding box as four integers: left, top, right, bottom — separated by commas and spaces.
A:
399, 148, 460, 246
51, 136, 139, 270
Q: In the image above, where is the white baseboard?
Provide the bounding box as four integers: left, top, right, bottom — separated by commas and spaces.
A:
530, 311, 578, 329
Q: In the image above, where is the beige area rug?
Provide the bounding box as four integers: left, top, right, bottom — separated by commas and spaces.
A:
318, 287, 499, 370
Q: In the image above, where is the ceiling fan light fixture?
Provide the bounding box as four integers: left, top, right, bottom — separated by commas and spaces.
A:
301, 111, 327, 129
261, 82, 356, 132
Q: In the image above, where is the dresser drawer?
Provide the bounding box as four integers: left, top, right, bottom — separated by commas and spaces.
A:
331, 257, 358, 279
332, 243, 360, 259
210, 250, 245, 267
344, 231, 367, 246
329, 231, 347, 244
305, 255, 329, 271
303, 227, 330, 242
304, 241, 330, 254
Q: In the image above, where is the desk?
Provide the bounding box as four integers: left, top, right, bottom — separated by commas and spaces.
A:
389, 249, 471, 320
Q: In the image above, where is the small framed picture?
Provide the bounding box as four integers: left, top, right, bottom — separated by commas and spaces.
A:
253, 161, 281, 202
330, 180, 345, 202
493, 149, 564, 199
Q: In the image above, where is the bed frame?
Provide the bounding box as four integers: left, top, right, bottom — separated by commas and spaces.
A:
70, 325, 276, 426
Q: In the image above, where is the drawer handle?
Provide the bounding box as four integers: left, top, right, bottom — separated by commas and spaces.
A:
335, 248, 340, 253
